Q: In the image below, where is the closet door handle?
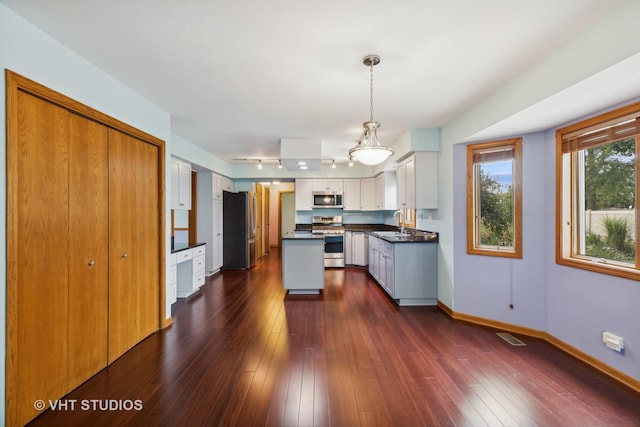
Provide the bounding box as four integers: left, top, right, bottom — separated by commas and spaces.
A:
122, 252, 128, 259
88, 260, 95, 266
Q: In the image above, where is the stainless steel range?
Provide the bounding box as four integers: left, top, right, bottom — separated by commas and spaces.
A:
312, 215, 345, 268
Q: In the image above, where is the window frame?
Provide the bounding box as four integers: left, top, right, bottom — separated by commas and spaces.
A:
466, 138, 522, 258
556, 100, 640, 280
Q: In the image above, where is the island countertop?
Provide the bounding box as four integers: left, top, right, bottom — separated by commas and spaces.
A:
282, 232, 324, 240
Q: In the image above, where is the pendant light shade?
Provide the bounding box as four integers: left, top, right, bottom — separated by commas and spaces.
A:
349, 54, 393, 165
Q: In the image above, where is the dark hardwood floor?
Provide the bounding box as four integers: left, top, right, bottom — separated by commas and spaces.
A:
30, 249, 640, 426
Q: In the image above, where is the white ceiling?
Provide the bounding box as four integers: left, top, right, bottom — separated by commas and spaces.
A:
1, 0, 625, 164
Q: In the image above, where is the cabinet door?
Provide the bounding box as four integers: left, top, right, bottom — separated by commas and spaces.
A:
360, 178, 376, 210
345, 232, 353, 264
397, 162, 406, 208
171, 158, 191, 209
405, 156, 416, 209
343, 179, 361, 210
327, 179, 344, 192
375, 174, 384, 210
352, 232, 366, 266
295, 179, 313, 210
108, 129, 160, 363
178, 160, 192, 209
222, 176, 233, 192
67, 112, 109, 387
213, 173, 223, 200
386, 251, 395, 296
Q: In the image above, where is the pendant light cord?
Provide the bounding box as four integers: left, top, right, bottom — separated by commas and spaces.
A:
369, 62, 375, 123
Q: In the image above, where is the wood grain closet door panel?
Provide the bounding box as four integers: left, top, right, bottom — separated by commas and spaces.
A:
108, 129, 139, 363
67, 113, 109, 387
10, 91, 70, 425
108, 129, 160, 363
133, 135, 160, 339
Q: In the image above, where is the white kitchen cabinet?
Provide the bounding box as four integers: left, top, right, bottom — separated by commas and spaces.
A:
352, 232, 368, 266
375, 171, 397, 210
171, 157, 192, 210
312, 179, 343, 193
197, 172, 224, 274
360, 178, 376, 210
222, 176, 233, 192
167, 253, 177, 312
175, 245, 207, 298
343, 179, 361, 211
396, 152, 438, 209
295, 178, 313, 211
367, 234, 437, 306
345, 231, 352, 265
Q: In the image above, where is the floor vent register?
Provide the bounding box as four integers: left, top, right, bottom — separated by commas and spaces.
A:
496, 332, 527, 346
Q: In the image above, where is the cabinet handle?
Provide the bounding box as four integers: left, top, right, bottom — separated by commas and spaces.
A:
122, 252, 128, 259
88, 260, 95, 266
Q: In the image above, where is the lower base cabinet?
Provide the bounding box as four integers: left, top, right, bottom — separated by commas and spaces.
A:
175, 244, 207, 298
368, 235, 437, 306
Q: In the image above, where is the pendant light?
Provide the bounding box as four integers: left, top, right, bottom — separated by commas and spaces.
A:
349, 54, 394, 165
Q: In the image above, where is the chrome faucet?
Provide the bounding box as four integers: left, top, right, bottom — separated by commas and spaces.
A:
393, 210, 405, 235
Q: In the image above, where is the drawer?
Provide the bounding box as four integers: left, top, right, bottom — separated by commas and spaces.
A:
193, 271, 205, 288
193, 245, 206, 257
176, 249, 193, 263
193, 255, 205, 275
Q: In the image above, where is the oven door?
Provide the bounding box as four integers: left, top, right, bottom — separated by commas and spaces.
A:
323, 235, 344, 267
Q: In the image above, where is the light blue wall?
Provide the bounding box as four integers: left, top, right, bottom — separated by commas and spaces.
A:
452, 133, 547, 331
1, 5, 173, 422
543, 107, 640, 382
437, 1, 640, 383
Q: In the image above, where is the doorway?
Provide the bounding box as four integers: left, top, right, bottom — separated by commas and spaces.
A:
279, 191, 295, 245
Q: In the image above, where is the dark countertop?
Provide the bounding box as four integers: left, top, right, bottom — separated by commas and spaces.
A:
171, 242, 206, 254
282, 232, 325, 241
370, 231, 438, 243
294, 223, 439, 243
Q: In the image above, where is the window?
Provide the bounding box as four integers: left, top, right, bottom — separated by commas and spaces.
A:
399, 208, 416, 229
467, 138, 522, 258
557, 101, 640, 280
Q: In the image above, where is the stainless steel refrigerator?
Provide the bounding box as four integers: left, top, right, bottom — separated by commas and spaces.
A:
222, 191, 257, 269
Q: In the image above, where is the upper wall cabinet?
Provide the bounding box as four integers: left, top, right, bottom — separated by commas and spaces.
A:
343, 179, 361, 211
212, 173, 233, 200
397, 152, 438, 209
295, 178, 313, 211
171, 158, 192, 210
312, 179, 343, 193
360, 177, 376, 211
375, 171, 397, 211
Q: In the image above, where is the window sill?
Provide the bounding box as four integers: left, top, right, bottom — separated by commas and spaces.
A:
557, 256, 640, 281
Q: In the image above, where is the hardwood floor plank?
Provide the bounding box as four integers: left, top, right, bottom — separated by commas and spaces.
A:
28, 250, 640, 426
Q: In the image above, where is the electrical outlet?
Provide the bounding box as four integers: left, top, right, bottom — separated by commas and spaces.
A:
602, 332, 624, 352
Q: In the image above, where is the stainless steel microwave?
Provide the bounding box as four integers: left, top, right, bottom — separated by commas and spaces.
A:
313, 192, 343, 208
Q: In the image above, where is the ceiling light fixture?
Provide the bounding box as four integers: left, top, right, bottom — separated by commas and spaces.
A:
257, 160, 263, 170
331, 160, 336, 169
349, 54, 394, 166
278, 160, 283, 169
348, 157, 354, 167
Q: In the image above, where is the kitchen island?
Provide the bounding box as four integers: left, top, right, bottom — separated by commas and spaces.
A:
368, 231, 438, 306
281, 232, 325, 294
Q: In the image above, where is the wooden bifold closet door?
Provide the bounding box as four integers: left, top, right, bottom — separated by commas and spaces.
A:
108, 128, 160, 363
6, 71, 164, 427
